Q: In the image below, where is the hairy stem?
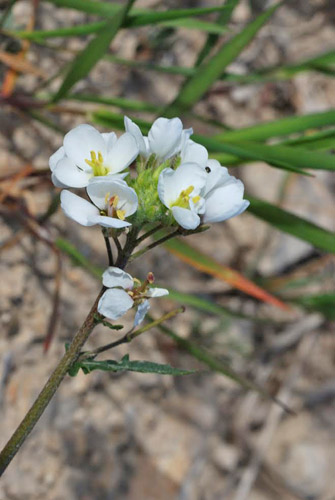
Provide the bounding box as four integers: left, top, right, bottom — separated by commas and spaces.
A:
0, 288, 105, 476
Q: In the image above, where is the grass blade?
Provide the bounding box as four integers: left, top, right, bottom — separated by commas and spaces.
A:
247, 196, 335, 253
51, 0, 135, 102
157, 320, 292, 412
194, 135, 335, 171
196, 0, 240, 65
215, 110, 335, 142
164, 2, 280, 115
163, 238, 288, 310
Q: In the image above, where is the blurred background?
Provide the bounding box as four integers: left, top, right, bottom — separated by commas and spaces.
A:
0, 0, 335, 498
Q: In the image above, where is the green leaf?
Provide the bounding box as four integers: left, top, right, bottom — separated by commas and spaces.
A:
194, 135, 335, 171
16, 5, 229, 40
164, 2, 281, 115
70, 354, 195, 376
65, 93, 159, 112
162, 237, 288, 310
196, 0, 240, 65
290, 293, 335, 320
156, 320, 292, 412
51, 0, 135, 102
214, 110, 335, 142
247, 196, 335, 253
43, 0, 228, 34
55, 237, 103, 278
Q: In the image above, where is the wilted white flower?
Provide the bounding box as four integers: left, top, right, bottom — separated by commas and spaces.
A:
125, 116, 193, 161
60, 178, 138, 228
158, 160, 249, 230
98, 267, 169, 325
50, 124, 138, 188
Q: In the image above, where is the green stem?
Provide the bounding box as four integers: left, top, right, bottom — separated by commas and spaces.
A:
0, 288, 105, 476
129, 229, 180, 262
81, 307, 185, 357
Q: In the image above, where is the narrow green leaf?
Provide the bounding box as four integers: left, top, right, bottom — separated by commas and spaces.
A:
43, 0, 228, 34
196, 0, 240, 65
157, 320, 292, 412
290, 293, 335, 320
16, 5, 229, 40
194, 135, 335, 171
66, 93, 159, 112
247, 196, 335, 253
165, 2, 280, 115
70, 355, 195, 376
55, 237, 103, 278
215, 110, 335, 142
52, 0, 135, 102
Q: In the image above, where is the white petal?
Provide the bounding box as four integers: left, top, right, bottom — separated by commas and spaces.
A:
88, 215, 131, 229
204, 160, 229, 195
105, 132, 138, 174
171, 206, 200, 230
148, 117, 183, 159
60, 190, 99, 226
87, 178, 138, 216
134, 300, 150, 327
203, 179, 249, 223
158, 163, 207, 207
102, 267, 134, 289
51, 173, 68, 188
53, 157, 91, 188
147, 287, 169, 298
124, 116, 148, 157
98, 288, 134, 320
49, 146, 65, 171
63, 124, 107, 170
182, 140, 208, 168
102, 132, 117, 150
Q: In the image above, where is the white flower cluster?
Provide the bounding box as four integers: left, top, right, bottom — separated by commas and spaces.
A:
50, 116, 249, 322
50, 116, 249, 231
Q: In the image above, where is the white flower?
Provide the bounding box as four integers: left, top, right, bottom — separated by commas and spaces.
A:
158, 160, 249, 229
98, 267, 169, 324
125, 116, 194, 161
202, 160, 250, 223
158, 162, 207, 230
50, 124, 138, 188
60, 178, 138, 228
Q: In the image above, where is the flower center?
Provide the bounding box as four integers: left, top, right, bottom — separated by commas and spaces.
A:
85, 151, 109, 177
105, 193, 126, 220
170, 185, 200, 209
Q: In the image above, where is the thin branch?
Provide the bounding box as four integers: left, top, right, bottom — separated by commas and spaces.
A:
0, 288, 105, 476
103, 232, 113, 266
129, 229, 180, 262
80, 307, 185, 358
112, 234, 123, 258
135, 223, 163, 246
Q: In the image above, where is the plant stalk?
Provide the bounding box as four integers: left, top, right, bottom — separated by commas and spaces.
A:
0, 288, 104, 476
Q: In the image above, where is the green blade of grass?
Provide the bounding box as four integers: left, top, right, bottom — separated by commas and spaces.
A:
215, 110, 335, 142
164, 2, 281, 115
247, 196, 335, 253
43, 0, 228, 34
15, 5, 230, 40
194, 135, 335, 171
196, 0, 240, 65
156, 320, 292, 412
163, 237, 288, 310
51, 0, 135, 102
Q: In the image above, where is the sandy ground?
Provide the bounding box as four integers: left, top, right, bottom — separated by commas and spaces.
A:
1, 1, 335, 498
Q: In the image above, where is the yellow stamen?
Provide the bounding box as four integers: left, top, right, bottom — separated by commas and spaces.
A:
170, 185, 195, 209
192, 195, 201, 204
85, 150, 109, 177
116, 209, 126, 220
